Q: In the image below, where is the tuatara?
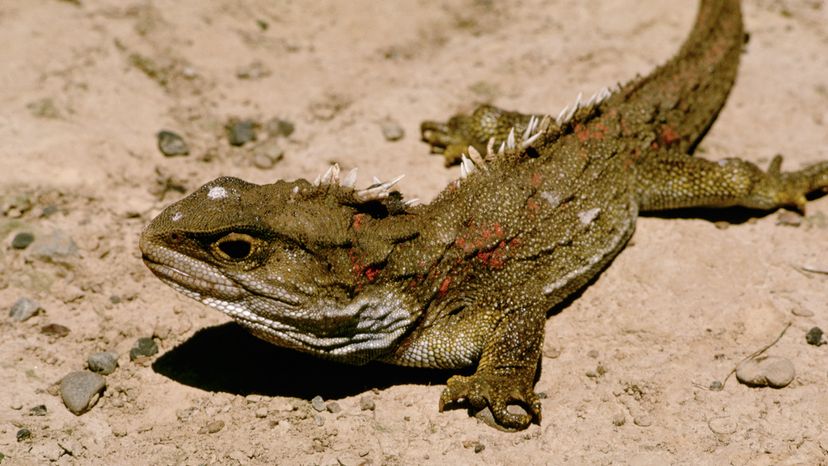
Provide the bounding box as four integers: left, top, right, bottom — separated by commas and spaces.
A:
140, 0, 828, 430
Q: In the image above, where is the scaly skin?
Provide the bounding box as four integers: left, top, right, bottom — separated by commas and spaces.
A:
140, 0, 828, 430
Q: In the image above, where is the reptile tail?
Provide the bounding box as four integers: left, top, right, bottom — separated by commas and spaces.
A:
617, 0, 744, 155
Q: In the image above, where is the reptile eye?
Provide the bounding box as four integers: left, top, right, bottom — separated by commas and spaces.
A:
214, 233, 255, 261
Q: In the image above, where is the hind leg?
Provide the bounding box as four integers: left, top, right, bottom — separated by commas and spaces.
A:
635, 153, 828, 213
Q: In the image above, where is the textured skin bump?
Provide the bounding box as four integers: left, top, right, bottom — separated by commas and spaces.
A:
141, 0, 828, 430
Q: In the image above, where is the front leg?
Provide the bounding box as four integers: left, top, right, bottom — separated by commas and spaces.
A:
439, 300, 545, 430
421, 104, 540, 166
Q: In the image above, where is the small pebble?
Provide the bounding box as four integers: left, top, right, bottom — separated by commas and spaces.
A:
251, 139, 284, 169
28, 230, 78, 264
255, 407, 268, 418
314, 414, 325, 426
311, 395, 326, 412
776, 210, 803, 227
87, 351, 119, 375
17, 428, 32, 442
709, 380, 723, 391
791, 307, 814, 317
227, 119, 257, 146
805, 327, 824, 346
156, 130, 189, 157
379, 118, 404, 141
11, 232, 35, 249
462, 440, 485, 453
326, 402, 341, 414
60, 371, 106, 415
264, 118, 295, 138
203, 420, 225, 434
9, 297, 43, 321
611, 413, 626, 426
236, 61, 271, 80
735, 355, 795, 388
28, 404, 47, 416
359, 397, 375, 411
708, 416, 737, 435
633, 415, 652, 427
41, 323, 70, 338
129, 337, 158, 361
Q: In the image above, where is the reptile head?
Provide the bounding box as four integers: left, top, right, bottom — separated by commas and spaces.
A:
139, 173, 421, 364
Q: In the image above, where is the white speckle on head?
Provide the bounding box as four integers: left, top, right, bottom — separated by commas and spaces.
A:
540, 191, 562, 208
578, 207, 601, 225
207, 186, 227, 200
171, 211, 183, 222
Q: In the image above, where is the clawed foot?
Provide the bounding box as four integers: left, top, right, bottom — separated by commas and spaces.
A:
421, 119, 472, 166
438, 372, 542, 430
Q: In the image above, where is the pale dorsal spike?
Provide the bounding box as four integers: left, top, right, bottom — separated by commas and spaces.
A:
486, 137, 496, 159
372, 176, 382, 185
320, 163, 340, 185
522, 131, 542, 149
563, 103, 577, 123
522, 117, 534, 140
497, 141, 506, 155
461, 154, 475, 178
404, 198, 420, 207
467, 145, 487, 171
459, 156, 469, 178
574, 91, 583, 109
341, 167, 358, 188
383, 174, 405, 190
538, 115, 553, 132
556, 104, 570, 125
506, 127, 516, 150
586, 92, 598, 108
355, 174, 405, 201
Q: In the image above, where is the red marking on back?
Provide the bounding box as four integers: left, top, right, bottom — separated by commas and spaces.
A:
575, 123, 608, 142
660, 124, 681, 146
352, 213, 366, 232
527, 198, 540, 214
364, 267, 380, 282
439, 276, 451, 296
530, 172, 543, 187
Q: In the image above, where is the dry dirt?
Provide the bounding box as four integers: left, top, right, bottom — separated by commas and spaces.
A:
2, 0, 828, 464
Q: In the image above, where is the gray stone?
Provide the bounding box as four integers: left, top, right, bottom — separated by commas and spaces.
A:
11, 232, 35, 249
806, 327, 824, 346
736, 355, 795, 388
9, 297, 42, 321
311, 395, 326, 412
227, 119, 257, 146
359, 396, 375, 411
60, 371, 106, 415
129, 337, 158, 361
157, 130, 190, 157
264, 118, 295, 138
379, 118, 404, 141
28, 230, 78, 265
87, 351, 119, 375
251, 139, 284, 169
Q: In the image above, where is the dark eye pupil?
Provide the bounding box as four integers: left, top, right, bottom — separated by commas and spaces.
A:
218, 239, 251, 259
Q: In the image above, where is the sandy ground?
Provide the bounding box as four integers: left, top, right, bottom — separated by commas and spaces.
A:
1, 0, 827, 464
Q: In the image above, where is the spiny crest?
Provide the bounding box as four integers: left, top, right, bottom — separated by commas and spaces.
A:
454, 85, 616, 184
555, 85, 616, 126
312, 163, 417, 206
